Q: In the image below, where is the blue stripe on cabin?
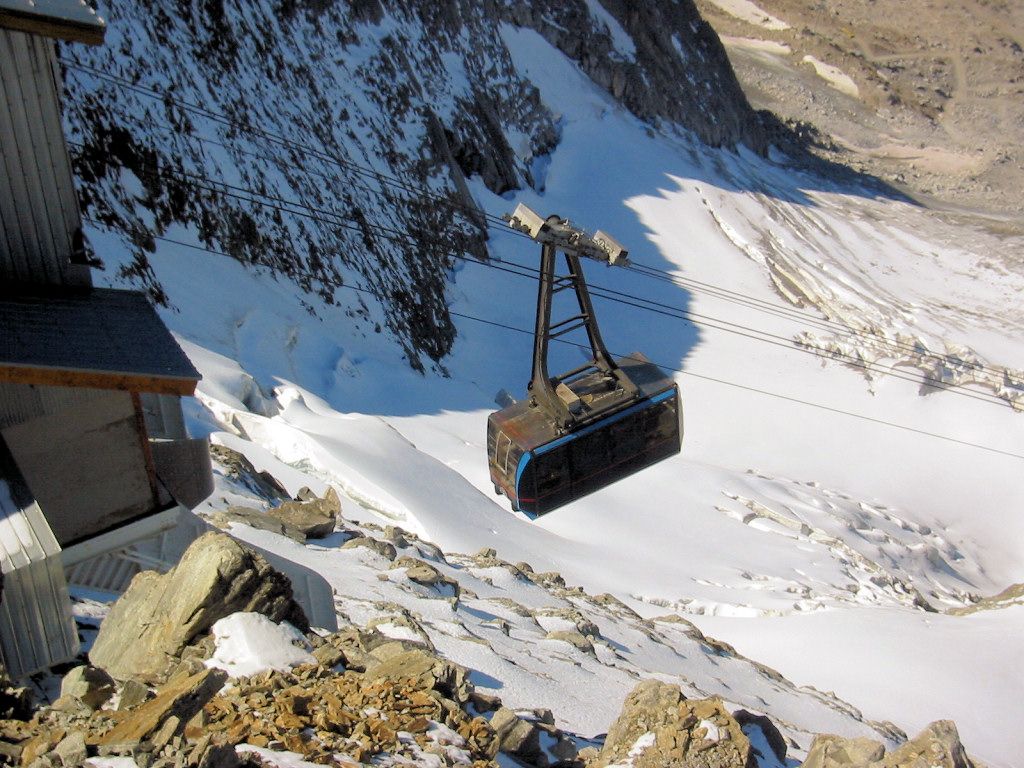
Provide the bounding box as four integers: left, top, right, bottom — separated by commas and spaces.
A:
514, 388, 676, 499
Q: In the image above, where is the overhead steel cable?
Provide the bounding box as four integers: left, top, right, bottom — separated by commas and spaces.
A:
60, 59, 517, 233
625, 260, 1007, 378
85, 223, 1024, 463
63, 57, 1012, 381
74, 149, 1015, 411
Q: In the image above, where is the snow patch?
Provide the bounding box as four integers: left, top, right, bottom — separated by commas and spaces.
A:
699, 718, 721, 743
704, 0, 790, 30
802, 55, 859, 98
205, 613, 316, 678
584, 0, 636, 58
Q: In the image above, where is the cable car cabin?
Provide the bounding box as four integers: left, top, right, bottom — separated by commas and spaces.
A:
488, 353, 682, 516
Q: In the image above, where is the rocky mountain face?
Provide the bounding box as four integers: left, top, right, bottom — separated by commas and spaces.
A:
63, 0, 764, 370
695, 0, 1024, 221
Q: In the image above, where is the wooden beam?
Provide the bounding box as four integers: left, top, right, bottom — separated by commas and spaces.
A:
0, 9, 105, 46
0, 363, 198, 396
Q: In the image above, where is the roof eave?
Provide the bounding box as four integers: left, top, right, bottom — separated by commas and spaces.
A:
0, 364, 199, 397
0, 7, 106, 45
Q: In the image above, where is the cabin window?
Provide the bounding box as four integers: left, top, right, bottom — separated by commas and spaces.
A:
496, 432, 513, 473
535, 452, 568, 497
646, 396, 679, 445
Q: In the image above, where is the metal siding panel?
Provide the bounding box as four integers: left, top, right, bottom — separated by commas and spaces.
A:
18, 34, 70, 283
0, 49, 31, 277
65, 551, 140, 594
0, 32, 36, 282
5, 30, 59, 283
0, 447, 79, 678
37, 38, 81, 271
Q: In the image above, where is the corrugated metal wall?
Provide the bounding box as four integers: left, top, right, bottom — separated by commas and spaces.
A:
0, 28, 89, 287
0, 440, 79, 678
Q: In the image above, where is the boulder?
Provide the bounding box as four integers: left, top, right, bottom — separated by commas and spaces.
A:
211, 505, 307, 543
53, 731, 87, 766
59, 665, 115, 710
599, 679, 686, 760
315, 627, 401, 672
364, 648, 472, 705
526, 571, 566, 589
394, 556, 460, 600
544, 630, 595, 655
90, 532, 308, 681
884, 720, 976, 768
267, 487, 340, 539
384, 525, 410, 549
802, 722, 975, 768
594, 680, 755, 768
342, 536, 398, 561
803, 734, 885, 768
98, 667, 227, 748
537, 607, 600, 639
117, 679, 152, 711
208, 445, 288, 501
490, 707, 541, 764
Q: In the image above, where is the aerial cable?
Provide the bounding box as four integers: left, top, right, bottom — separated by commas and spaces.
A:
90, 222, 1024, 463
75, 149, 1014, 411
63, 58, 1012, 381
60, 59, 517, 234
626, 261, 1006, 378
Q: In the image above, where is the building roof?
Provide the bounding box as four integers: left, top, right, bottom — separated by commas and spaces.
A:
0, 0, 105, 45
0, 288, 201, 396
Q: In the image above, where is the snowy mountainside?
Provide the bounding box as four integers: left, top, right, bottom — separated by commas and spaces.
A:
63, 0, 761, 370
70, 1, 1024, 765
195, 432, 908, 761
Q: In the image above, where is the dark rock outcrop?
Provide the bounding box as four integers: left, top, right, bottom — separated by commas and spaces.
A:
64, 0, 761, 371
501, 0, 766, 151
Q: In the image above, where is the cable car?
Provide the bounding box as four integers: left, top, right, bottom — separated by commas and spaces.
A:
487, 205, 683, 516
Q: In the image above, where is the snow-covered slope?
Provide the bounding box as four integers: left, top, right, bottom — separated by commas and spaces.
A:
73, 3, 1023, 766
192, 447, 908, 762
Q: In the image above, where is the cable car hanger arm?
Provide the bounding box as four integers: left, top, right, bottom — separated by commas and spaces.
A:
506, 205, 638, 431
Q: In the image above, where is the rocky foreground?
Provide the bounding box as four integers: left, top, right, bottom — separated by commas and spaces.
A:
0, 514, 984, 768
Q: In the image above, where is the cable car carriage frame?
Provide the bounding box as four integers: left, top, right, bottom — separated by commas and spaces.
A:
487, 205, 683, 516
